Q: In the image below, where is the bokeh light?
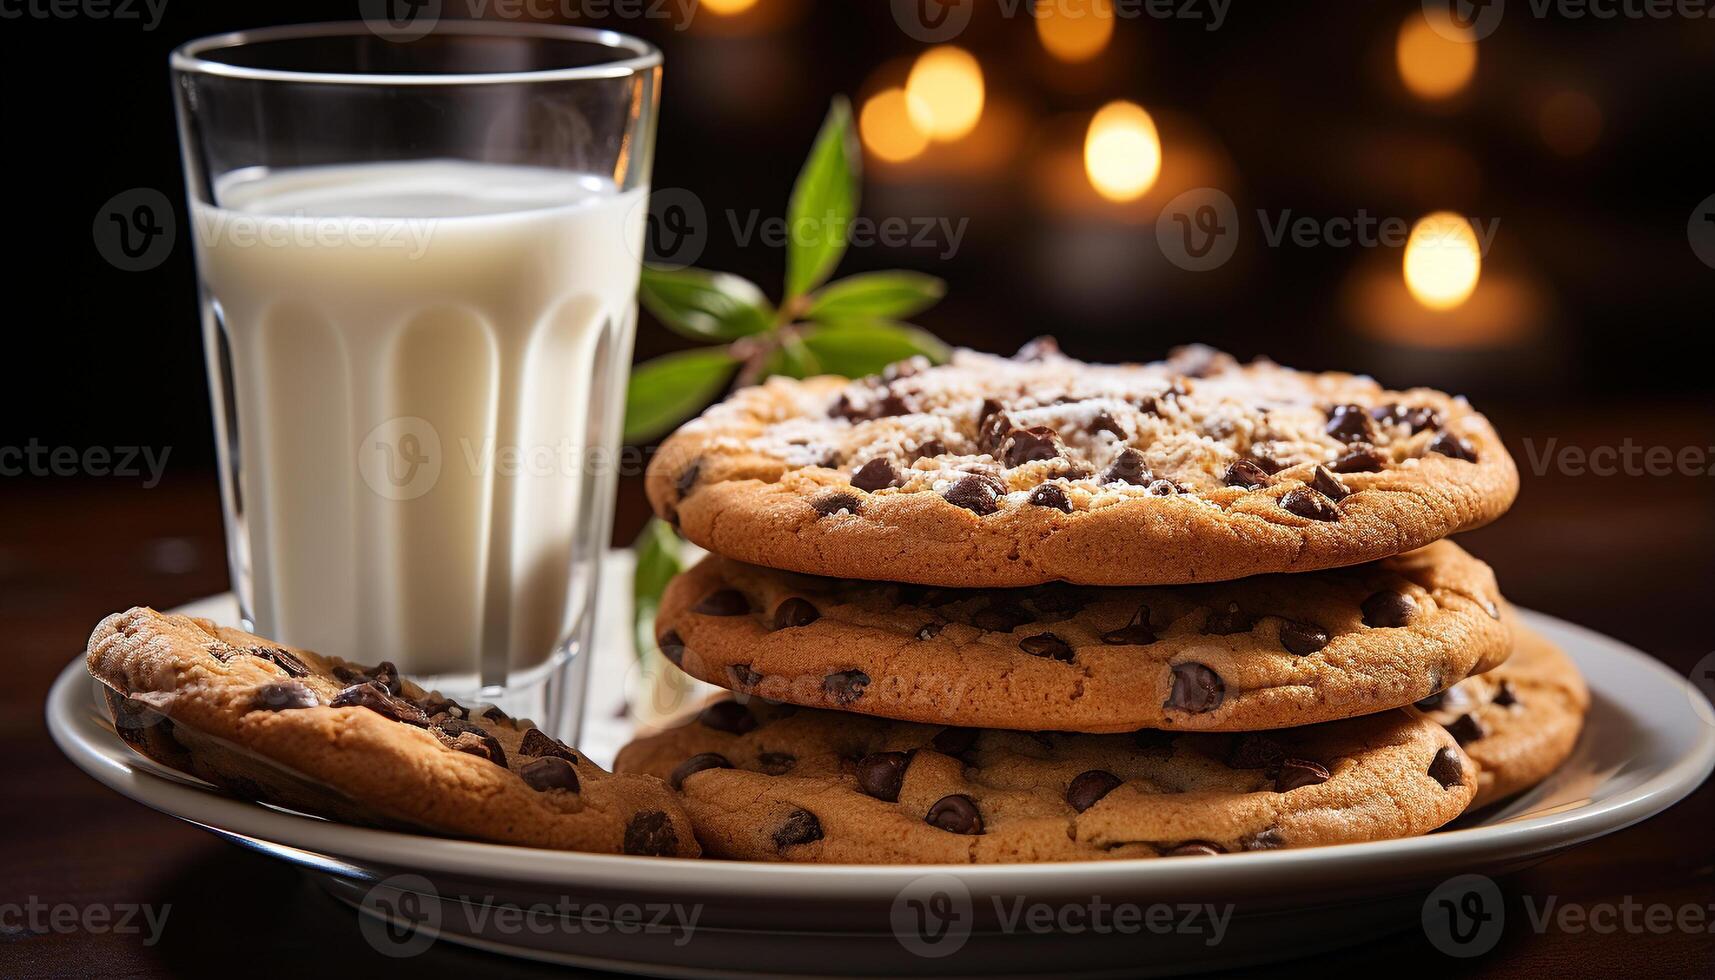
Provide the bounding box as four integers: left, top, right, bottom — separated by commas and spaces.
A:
906, 47, 986, 142
1083, 101, 1161, 202
1403, 212, 1482, 311
1037, 0, 1115, 62
1539, 90, 1604, 156
860, 87, 931, 163
1396, 13, 1477, 100
698, 0, 760, 14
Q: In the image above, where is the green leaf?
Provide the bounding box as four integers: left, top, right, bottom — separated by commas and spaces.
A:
631, 518, 687, 664
639, 265, 774, 341
785, 98, 860, 300
799, 322, 951, 378
805, 271, 946, 322
760, 333, 824, 380
623, 348, 739, 443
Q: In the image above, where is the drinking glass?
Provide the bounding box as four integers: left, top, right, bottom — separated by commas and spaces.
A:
172, 22, 661, 739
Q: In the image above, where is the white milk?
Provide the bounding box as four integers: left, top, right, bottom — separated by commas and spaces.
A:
193, 160, 644, 687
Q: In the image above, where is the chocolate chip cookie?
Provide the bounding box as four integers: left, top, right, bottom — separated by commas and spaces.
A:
654, 539, 1511, 733
614, 698, 1476, 862
87, 607, 698, 856
646, 341, 1518, 587
1411, 622, 1588, 809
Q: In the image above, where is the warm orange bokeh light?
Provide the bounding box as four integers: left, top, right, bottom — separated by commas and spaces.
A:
1037, 0, 1115, 62
1403, 212, 1482, 311
1083, 101, 1161, 202
860, 88, 931, 163
699, 0, 759, 14
1396, 14, 1477, 100
905, 46, 986, 142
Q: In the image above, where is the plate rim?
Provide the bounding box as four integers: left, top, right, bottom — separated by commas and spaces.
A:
48, 601, 1715, 901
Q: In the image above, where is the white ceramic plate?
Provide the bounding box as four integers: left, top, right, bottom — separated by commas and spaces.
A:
48, 589, 1715, 977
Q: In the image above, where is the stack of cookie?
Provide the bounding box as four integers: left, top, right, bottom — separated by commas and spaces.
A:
619, 341, 1588, 862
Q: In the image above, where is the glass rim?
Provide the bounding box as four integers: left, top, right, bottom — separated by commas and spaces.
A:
170, 20, 662, 86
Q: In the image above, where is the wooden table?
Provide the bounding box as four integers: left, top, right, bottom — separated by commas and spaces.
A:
5, 404, 1712, 977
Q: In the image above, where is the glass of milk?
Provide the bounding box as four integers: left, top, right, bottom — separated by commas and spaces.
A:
171, 22, 661, 739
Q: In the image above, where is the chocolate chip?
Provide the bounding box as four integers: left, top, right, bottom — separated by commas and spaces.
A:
855, 751, 910, 802
976, 399, 1011, 452
1101, 448, 1152, 485
871, 391, 912, 418
1027, 482, 1073, 513
1331, 446, 1388, 473
1014, 335, 1061, 361
1307, 465, 1351, 502
252, 681, 317, 711
1065, 770, 1122, 812
1165, 841, 1225, 857
884, 357, 925, 381
756, 751, 797, 775
1165, 663, 1224, 713
773, 597, 820, 630
1275, 758, 1331, 792
1492, 681, 1517, 707
658, 630, 686, 667
693, 590, 750, 617
1428, 747, 1464, 788
698, 700, 757, 735
811, 490, 863, 517
1004, 426, 1062, 467
335, 661, 404, 696
931, 727, 979, 757
1019, 633, 1075, 663
852, 458, 903, 492
668, 752, 733, 790
972, 600, 1031, 632
432, 719, 508, 766
1361, 590, 1416, 628
481, 704, 511, 725
250, 646, 310, 678
1374, 404, 1443, 433
772, 808, 824, 848
1089, 410, 1127, 440
916, 623, 943, 641
518, 728, 579, 763
623, 810, 680, 856
1280, 487, 1341, 521
909, 439, 947, 461
1202, 603, 1255, 636
1227, 734, 1286, 770
1222, 459, 1272, 490
1241, 828, 1285, 851
675, 458, 701, 499
1324, 404, 1376, 444
1102, 606, 1156, 645
417, 696, 468, 720
1278, 620, 1330, 655
330, 682, 429, 726
1166, 344, 1225, 378
925, 794, 984, 835
823, 670, 870, 705
1414, 690, 1447, 711
1427, 431, 1479, 462
1445, 714, 1487, 745
515, 756, 579, 792
944, 473, 1004, 515
729, 664, 762, 687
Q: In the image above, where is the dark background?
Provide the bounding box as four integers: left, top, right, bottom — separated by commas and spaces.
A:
3, 1, 1714, 977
